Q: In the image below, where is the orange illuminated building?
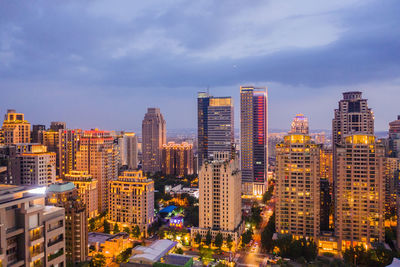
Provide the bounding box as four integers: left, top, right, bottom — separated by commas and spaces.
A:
161, 142, 193, 177
1, 109, 31, 145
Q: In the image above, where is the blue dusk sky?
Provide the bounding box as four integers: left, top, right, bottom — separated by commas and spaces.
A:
0, 0, 399, 132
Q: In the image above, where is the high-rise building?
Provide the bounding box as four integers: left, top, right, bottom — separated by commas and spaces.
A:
332, 92, 374, 147
50, 121, 66, 132
64, 170, 98, 218
276, 133, 321, 240
191, 152, 243, 246
197, 93, 234, 168
0, 145, 17, 184
109, 170, 154, 236
389, 115, 400, 158
161, 142, 193, 177
320, 179, 331, 232
142, 108, 166, 174
384, 158, 400, 213
123, 132, 138, 170
289, 114, 309, 134
47, 182, 88, 265
0, 185, 66, 267
1, 109, 31, 145
335, 135, 385, 250
32, 124, 45, 143
13, 144, 56, 186
240, 86, 268, 196
76, 130, 118, 212
59, 129, 82, 179
43, 129, 62, 177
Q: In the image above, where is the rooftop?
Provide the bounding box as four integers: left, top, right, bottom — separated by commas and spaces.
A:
130, 239, 177, 263
47, 182, 76, 193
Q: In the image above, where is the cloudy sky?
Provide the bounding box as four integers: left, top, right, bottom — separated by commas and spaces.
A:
0, 0, 399, 132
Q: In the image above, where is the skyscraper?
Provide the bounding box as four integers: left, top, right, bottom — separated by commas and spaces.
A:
50, 121, 66, 131
59, 129, 81, 179
290, 114, 309, 134
276, 132, 321, 240
191, 152, 243, 247
76, 130, 118, 212
389, 115, 400, 158
1, 109, 31, 145
123, 132, 138, 170
335, 135, 385, 250
197, 93, 234, 167
47, 182, 88, 265
240, 86, 268, 196
142, 108, 166, 174
32, 124, 45, 143
43, 129, 61, 177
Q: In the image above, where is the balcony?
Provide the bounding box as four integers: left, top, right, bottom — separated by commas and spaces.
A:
48, 248, 64, 262
48, 235, 63, 247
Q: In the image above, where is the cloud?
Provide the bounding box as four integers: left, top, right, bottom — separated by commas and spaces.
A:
0, 0, 399, 130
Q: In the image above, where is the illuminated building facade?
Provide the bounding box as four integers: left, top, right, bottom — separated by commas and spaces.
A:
384, 158, 399, 213
59, 129, 81, 179
46, 182, 88, 265
0, 185, 66, 267
32, 124, 45, 143
240, 86, 268, 196
191, 152, 243, 246
64, 170, 98, 218
335, 134, 385, 250
50, 121, 66, 131
197, 93, 234, 168
276, 134, 321, 240
14, 144, 56, 186
76, 130, 118, 212
43, 129, 61, 177
389, 115, 400, 158
142, 108, 166, 174
1, 109, 31, 145
161, 142, 193, 177
109, 170, 154, 236
290, 114, 309, 135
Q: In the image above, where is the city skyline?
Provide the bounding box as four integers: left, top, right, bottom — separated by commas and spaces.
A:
1, 1, 399, 131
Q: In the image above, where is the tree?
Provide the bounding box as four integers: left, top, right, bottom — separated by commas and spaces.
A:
205, 230, 212, 246
262, 184, 274, 203
226, 234, 233, 251
241, 229, 253, 246
91, 253, 106, 267
261, 213, 275, 252
250, 204, 262, 228
113, 223, 120, 234
175, 247, 184, 254
103, 220, 110, 234
195, 233, 202, 245
116, 247, 133, 263
132, 225, 141, 238
89, 218, 96, 232
123, 227, 130, 235
214, 232, 223, 251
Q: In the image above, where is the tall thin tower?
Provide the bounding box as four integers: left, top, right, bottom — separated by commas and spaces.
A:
240, 86, 268, 196
142, 108, 166, 174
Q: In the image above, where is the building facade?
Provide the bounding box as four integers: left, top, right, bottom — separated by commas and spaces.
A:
142, 108, 166, 174
389, 115, 400, 158
191, 153, 243, 247
0, 185, 66, 267
123, 132, 138, 170
275, 134, 321, 240
64, 170, 98, 218
47, 182, 88, 265
59, 129, 82, 179
335, 135, 385, 250
197, 93, 234, 168
1, 109, 31, 145
108, 170, 154, 236
161, 142, 193, 177
290, 114, 309, 135
76, 130, 118, 212
240, 86, 268, 196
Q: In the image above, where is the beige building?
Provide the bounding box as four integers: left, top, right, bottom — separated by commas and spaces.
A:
64, 170, 98, 218
43, 129, 62, 178
14, 144, 56, 186
191, 152, 243, 246
0, 185, 66, 267
289, 114, 309, 135
109, 170, 154, 236
76, 130, 118, 212
1, 109, 31, 145
47, 182, 88, 265
335, 134, 385, 250
275, 134, 321, 240
142, 108, 166, 174
161, 142, 193, 177
59, 129, 82, 179
123, 132, 138, 170
385, 158, 400, 213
